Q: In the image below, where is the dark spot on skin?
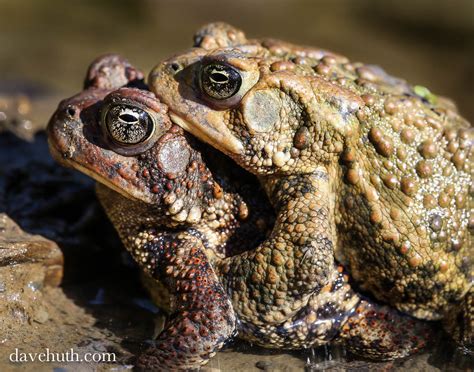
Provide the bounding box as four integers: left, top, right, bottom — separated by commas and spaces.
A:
451, 239, 463, 251
402, 280, 435, 303
67, 107, 76, 116
419, 140, 437, 159
429, 214, 443, 232
416, 160, 433, 178
316, 302, 338, 318
400, 129, 415, 144
460, 256, 472, 276
368, 128, 393, 157
376, 277, 397, 293
293, 127, 310, 150
171, 62, 182, 72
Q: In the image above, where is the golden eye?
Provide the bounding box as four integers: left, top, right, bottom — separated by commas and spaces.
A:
200, 62, 242, 100
104, 105, 154, 145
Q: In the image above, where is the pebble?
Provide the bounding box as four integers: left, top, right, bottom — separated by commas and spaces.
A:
256, 360, 273, 370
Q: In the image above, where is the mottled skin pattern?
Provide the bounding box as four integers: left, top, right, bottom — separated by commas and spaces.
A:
47, 56, 274, 369
47, 56, 438, 369
150, 23, 472, 352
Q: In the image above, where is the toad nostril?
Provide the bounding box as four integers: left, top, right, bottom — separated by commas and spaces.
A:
170, 62, 181, 72
67, 107, 76, 117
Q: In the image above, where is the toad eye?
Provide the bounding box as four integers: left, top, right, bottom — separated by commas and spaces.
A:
200, 62, 242, 100
104, 105, 154, 145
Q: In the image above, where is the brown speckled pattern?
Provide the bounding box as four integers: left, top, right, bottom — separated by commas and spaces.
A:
96, 190, 236, 370
48, 34, 472, 367
47, 55, 273, 370
150, 22, 472, 357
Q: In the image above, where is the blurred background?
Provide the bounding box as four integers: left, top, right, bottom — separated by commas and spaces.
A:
1, 0, 473, 122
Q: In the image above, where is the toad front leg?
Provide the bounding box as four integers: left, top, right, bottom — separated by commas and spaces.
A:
219, 170, 335, 326
135, 233, 235, 371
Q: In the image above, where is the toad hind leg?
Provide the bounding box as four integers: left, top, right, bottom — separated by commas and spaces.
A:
218, 170, 336, 326
338, 299, 434, 360
237, 270, 433, 360
237, 270, 359, 349
135, 234, 235, 371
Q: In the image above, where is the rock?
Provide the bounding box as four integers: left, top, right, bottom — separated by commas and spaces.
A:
0, 213, 63, 332
0, 214, 63, 286
256, 360, 273, 370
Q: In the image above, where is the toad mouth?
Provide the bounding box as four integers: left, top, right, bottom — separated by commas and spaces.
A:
168, 111, 244, 156
48, 138, 145, 203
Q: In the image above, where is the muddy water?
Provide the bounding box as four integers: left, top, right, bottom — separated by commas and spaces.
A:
0, 0, 472, 371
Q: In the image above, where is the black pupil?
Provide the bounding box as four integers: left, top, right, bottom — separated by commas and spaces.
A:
201, 63, 241, 100
119, 113, 138, 123
105, 105, 153, 145
210, 72, 228, 83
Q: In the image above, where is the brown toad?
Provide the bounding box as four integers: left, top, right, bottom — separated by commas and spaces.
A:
48, 55, 436, 370
48, 55, 276, 369
150, 23, 473, 351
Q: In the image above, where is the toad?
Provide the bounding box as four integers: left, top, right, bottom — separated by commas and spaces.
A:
150, 22, 472, 355
48, 54, 273, 369
48, 55, 436, 369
